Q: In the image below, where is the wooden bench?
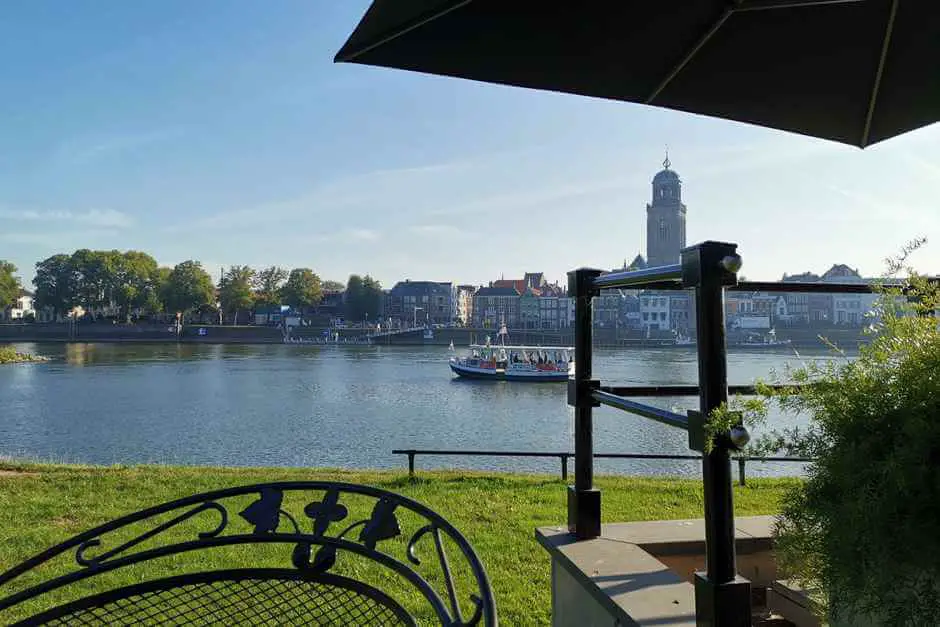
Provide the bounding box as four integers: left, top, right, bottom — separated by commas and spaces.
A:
0, 481, 497, 625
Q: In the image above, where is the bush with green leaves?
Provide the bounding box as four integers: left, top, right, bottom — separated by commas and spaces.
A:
714, 243, 940, 624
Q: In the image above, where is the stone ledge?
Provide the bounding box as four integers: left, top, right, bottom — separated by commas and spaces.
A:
536, 516, 775, 627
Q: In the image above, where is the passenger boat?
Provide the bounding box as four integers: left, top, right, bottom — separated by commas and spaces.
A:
730, 328, 792, 349
449, 326, 573, 382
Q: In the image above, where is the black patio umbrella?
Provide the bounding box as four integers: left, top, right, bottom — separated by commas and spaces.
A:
335, 0, 940, 148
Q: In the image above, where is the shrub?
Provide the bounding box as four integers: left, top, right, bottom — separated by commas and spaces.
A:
717, 241, 940, 624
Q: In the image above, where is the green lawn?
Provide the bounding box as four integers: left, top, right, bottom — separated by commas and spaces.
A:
0, 463, 796, 625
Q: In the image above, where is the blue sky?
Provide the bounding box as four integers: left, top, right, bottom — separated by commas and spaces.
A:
1, 1, 938, 289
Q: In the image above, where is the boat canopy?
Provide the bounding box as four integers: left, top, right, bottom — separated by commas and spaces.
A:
469, 344, 573, 351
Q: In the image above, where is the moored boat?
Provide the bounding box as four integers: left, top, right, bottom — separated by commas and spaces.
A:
730, 328, 792, 349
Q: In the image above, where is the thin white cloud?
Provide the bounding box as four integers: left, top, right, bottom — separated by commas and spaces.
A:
345, 228, 380, 242
162, 163, 458, 233
426, 176, 638, 218
54, 129, 178, 165
0, 228, 121, 246
276, 228, 382, 245
825, 185, 934, 223
0, 208, 134, 228
407, 224, 464, 237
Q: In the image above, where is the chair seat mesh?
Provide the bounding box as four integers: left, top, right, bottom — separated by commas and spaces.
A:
36, 577, 411, 626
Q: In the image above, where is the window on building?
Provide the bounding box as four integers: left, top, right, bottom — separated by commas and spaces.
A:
642, 313, 648, 321
660, 312, 666, 321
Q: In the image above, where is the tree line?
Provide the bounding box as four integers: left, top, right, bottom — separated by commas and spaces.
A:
0, 250, 382, 324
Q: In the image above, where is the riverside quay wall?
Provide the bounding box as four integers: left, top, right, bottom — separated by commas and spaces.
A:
0, 323, 867, 349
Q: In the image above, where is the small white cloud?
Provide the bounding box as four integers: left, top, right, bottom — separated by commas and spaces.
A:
346, 229, 380, 242
0, 208, 134, 229
407, 224, 462, 236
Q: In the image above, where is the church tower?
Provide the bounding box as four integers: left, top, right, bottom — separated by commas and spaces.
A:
645, 155, 686, 267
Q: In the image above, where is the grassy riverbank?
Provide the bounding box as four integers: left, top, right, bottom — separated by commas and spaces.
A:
0, 346, 47, 364
0, 463, 795, 624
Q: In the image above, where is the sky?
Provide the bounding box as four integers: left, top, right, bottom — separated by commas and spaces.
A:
1, 1, 938, 290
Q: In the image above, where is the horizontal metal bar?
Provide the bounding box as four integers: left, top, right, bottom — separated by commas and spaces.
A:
599, 384, 799, 397
592, 264, 683, 291
391, 450, 812, 463
392, 449, 566, 458
730, 281, 882, 294
591, 390, 690, 430
591, 279, 906, 294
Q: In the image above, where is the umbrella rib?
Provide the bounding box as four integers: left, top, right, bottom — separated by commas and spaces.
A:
861, 0, 898, 148
645, 7, 734, 104
736, 0, 865, 10
334, 0, 472, 63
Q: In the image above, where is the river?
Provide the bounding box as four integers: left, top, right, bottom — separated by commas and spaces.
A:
0, 342, 834, 478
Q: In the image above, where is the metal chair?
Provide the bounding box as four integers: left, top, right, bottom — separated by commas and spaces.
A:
0, 481, 496, 626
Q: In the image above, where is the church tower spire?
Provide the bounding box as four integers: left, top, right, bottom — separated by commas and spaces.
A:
645, 155, 687, 267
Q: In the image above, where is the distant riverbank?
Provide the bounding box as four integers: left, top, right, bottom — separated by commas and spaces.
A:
0, 322, 868, 349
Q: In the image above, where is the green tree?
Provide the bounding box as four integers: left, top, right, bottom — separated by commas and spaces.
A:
153, 266, 172, 314
33, 254, 75, 319
162, 261, 215, 317
69, 249, 112, 311
344, 274, 382, 322
322, 280, 345, 293
113, 251, 159, 321
0, 261, 21, 311
219, 265, 255, 325
362, 275, 383, 320
280, 268, 322, 310
344, 274, 365, 321
253, 266, 288, 306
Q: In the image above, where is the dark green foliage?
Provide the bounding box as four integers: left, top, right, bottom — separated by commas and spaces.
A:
344, 274, 382, 321
280, 268, 322, 309
735, 240, 940, 624
33, 254, 74, 319
218, 266, 255, 325
161, 261, 215, 315
33, 250, 160, 320
0, 261, 20, 310
253, 266, 288, 306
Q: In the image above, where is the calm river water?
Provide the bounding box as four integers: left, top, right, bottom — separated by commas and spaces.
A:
0, 342, 832, 477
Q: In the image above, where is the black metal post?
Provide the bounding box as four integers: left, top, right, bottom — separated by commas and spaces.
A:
738, 458, 746, 487
682, 241, 752, 627
567, 268, 602, 539
561, 455, 569, 481
408, 453, 415, 478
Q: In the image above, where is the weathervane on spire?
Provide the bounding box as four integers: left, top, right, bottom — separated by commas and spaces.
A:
663, 146, 670, 170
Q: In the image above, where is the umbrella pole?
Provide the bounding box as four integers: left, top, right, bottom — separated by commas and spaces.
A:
685, 242, 752, 626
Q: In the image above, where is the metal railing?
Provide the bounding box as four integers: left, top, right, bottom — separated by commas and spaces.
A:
391, 449, 811, 485
566, 240, 891, 625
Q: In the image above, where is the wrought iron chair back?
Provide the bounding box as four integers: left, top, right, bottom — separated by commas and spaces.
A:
0, 481, 496, 626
